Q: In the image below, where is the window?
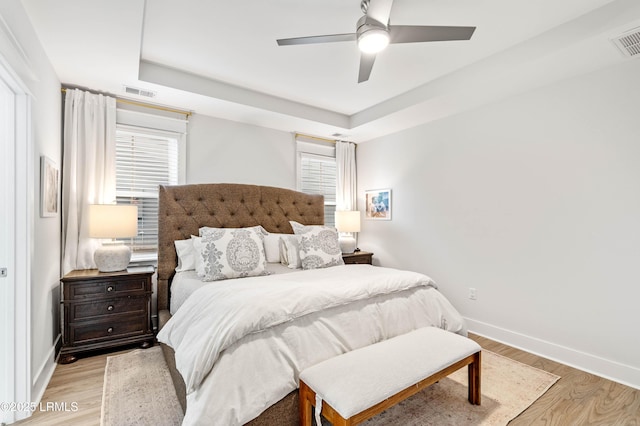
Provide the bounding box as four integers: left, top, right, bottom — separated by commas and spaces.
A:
296, 139, 337, 226
115, 126, 179, 260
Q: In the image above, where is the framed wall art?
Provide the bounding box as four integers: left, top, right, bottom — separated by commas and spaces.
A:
365, 188, 391, 220
40, 155, 59, 217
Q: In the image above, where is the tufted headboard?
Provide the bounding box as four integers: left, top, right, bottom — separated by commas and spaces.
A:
157, 183, 325, 312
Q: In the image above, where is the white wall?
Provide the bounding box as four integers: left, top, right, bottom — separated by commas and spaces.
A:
0, 0, 62, 409
187, 114, 296, 187
357, 59, 640, 389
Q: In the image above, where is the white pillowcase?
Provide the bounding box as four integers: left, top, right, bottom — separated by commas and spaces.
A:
290, 221, 344, 270
192, 236, 205, 277
279, 235, 302, 269
174, 238, 196, 272
199, 228, 269, 281
263, 233, 286, 263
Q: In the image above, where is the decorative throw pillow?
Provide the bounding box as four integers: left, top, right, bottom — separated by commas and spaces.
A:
199, 228, 269, 281
199, 225, 267, 239
279, 234, 302, 269
289, 221, 344, 270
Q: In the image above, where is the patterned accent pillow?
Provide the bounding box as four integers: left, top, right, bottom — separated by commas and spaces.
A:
199, 228, 269, 281
289, 221, 344, 270
199, 225, 267, 238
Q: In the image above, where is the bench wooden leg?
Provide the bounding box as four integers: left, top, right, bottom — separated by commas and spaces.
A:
299, 380, 314, 426
300, 380, 354, 426
468, 351, 481, 405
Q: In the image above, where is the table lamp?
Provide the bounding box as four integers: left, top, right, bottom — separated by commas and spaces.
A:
335, 210, 361, 254
89, 204, 138, 272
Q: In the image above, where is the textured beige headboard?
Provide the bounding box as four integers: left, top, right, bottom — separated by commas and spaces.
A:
157, 183, 325, 311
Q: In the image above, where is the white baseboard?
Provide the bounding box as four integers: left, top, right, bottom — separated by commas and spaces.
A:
31, 334, 61, 404
465, 317, 640, 390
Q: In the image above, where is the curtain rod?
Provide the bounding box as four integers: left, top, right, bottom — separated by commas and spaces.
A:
61, 87, 192, 118
294, 132, 337, 144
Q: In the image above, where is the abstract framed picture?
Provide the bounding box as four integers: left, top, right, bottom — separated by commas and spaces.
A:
365, 189, 391, 220
40, 155, 59, 217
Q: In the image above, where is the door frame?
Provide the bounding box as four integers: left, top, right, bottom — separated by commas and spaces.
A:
0, 55, 32, 424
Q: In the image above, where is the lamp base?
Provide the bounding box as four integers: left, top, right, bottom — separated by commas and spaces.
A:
94, 241, 131, 272
339, 235, 357, 254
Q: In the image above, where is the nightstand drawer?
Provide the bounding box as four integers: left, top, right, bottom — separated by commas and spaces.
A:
67, 277, 147, 300
69, 316, 148, 345
345, 256, 372, 264
342, 251, 373, 265
71, 297, 148, 321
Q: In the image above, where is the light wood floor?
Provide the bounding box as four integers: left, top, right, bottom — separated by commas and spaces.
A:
15, 335, 640, 425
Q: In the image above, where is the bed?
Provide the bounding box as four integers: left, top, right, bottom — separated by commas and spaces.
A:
155, 183, 466, 426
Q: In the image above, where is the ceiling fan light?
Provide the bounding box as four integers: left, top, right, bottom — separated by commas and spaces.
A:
358, 29, 389, 54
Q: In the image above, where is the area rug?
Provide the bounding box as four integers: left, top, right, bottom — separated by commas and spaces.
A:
101, 346, 183, 426
362, 350, 560, 425
102, 348, 559, 426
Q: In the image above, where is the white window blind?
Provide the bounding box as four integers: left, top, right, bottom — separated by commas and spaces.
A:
297, 140, 337, 226
115, 127, 179, 258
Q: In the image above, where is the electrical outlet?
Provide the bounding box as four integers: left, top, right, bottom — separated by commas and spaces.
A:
468, 288, 477, 300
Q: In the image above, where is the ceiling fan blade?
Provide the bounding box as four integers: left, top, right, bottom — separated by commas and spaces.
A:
358, 53, 376, 83
366, 0, 395, 25
389, 25, 476, 43
277, 33, 356, 46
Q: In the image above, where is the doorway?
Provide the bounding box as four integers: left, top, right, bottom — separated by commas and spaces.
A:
0, 59, 32, 424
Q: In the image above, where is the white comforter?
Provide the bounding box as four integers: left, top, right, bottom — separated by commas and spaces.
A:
157, 265, 466, 425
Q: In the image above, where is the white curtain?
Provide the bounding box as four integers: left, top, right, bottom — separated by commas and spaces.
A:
61, 89, 117, 274
336, 141, 356, 211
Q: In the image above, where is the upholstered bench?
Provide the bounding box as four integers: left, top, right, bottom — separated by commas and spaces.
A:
299, 327, 481, 426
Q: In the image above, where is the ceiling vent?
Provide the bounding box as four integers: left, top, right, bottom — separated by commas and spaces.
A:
123, 85, 157, 98
611, 27, 640, 58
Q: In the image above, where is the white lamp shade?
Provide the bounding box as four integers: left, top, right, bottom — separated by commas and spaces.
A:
335, 210, 361, 233
89, 204, 138, 238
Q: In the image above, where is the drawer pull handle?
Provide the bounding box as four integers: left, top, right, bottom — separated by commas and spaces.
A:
106, 286, 114, 292
107, 327, 113, 333
107, 305, 114, 311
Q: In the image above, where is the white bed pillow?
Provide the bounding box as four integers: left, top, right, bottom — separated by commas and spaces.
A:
290, 221, 344, 270
279, 235, 302, 269
200, 228, 269, 281
192, 236, 205, 277
263, 233, 286, 263
174, 238, 196, 272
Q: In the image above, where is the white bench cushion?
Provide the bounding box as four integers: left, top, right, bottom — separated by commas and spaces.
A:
299, 327, 481, 419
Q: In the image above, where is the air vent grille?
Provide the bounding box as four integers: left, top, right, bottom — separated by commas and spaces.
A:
123, 85, 157, 98
612, 28, 640, 58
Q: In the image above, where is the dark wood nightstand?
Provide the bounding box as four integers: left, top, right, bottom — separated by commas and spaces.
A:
59, 267, 155, 364
342, 251, 373, 265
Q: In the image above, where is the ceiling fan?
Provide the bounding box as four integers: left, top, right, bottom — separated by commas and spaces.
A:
277, 0, 476, 83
